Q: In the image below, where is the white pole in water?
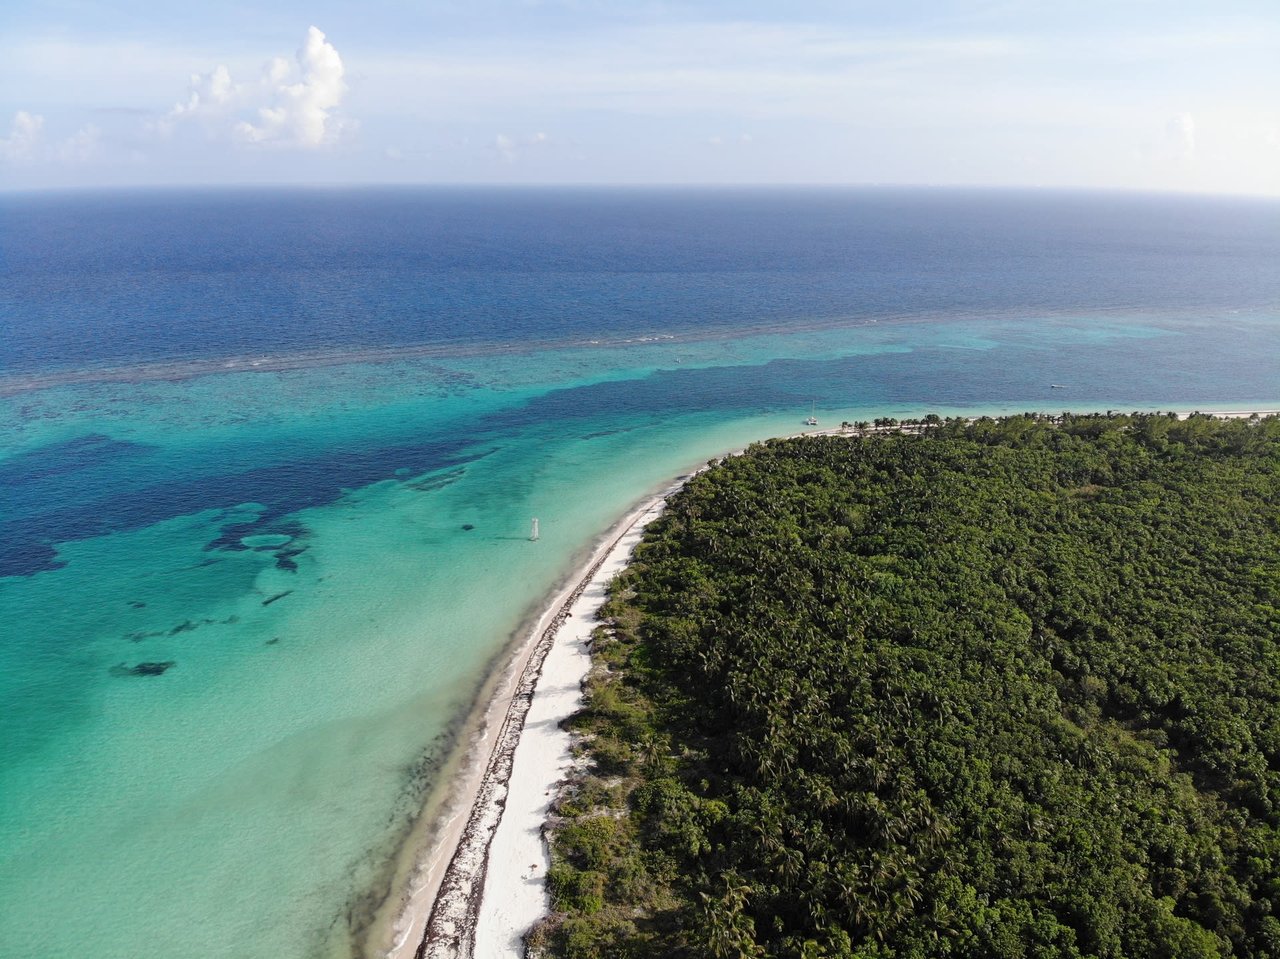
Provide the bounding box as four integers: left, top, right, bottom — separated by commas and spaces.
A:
530, 518, 540, 541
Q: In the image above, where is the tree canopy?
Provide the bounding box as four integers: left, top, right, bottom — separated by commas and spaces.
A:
536, 413, 1280, 959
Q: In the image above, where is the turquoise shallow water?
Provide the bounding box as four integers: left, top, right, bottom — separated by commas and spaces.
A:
2, 310, 1279, 959
2, 188, 1279, 959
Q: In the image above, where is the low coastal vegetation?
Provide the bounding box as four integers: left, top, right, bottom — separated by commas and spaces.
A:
533, 413, 1280, 959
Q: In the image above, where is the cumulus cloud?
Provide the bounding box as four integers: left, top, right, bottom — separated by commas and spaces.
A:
0, 110, 45, 160
492, 131, 549, 162
236, 27, 347, 146
0, 111, 100, 165
159, 26, 349, 149
58, 124, 101, 163
159, 63, 236, 133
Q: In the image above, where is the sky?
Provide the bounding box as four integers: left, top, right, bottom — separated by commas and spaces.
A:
1, 1, 1278, 194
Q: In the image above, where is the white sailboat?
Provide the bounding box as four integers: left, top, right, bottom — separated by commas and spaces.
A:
529, 518, 540, 541
805, 401, 818, 427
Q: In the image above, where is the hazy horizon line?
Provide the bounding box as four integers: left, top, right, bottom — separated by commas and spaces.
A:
4, 180, 1280, 201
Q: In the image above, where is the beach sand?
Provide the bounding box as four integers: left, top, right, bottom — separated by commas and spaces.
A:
473, 494, 669, 957
386, 484, 678, 959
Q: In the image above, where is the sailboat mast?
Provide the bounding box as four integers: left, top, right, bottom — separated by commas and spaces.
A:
530, 518, 540, 541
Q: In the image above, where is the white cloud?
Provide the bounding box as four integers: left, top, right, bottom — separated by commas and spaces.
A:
1165, 112, 1196, 158
0, 111, 45, 161
0, 112, 99, 165
492, 131, 549, 163
58, 124, 101, 163
706, 133, 753, 148
236, 27, 348, 147
158, 26, 349, 149
159, 64, 236, 133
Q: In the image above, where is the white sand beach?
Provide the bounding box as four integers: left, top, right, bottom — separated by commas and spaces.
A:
388, 483, 678, 959
473, 494, 669, 957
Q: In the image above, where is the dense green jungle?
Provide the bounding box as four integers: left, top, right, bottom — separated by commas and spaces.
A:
535, 413, 1280, 959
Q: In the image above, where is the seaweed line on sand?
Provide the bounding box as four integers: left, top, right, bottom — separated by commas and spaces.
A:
414, 515, 643, 959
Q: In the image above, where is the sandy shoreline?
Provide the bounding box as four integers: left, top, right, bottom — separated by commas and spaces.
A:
383, 481, 682, 959
385, 406, 1279, 959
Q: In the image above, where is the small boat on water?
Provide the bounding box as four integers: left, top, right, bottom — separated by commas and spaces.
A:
1051, 384, 1067, 389
805, 401, 818, 427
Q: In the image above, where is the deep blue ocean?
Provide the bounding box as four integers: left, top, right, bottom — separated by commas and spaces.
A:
5, 187, 1279, 373
1, 187, 1277, 959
